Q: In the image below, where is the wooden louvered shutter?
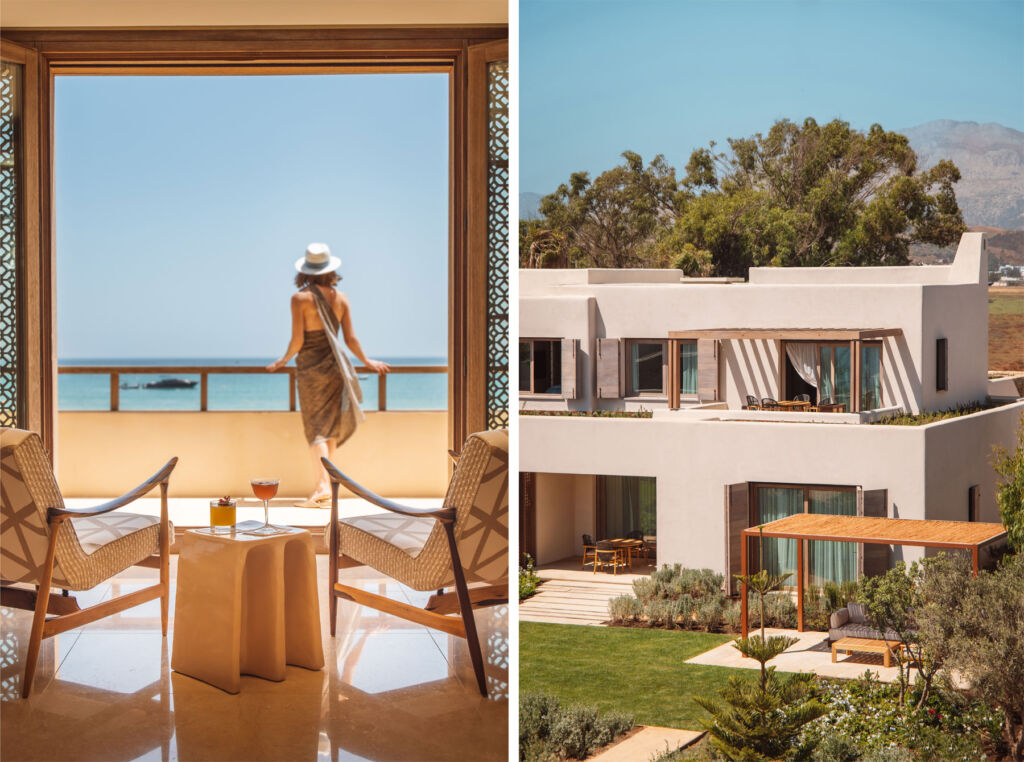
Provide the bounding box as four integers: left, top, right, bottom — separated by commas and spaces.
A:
561, 338, 578, 399
725, 483, 750, 595
596, 339, 621, 399
859, 488, 888, 578
698, 339, 719, 401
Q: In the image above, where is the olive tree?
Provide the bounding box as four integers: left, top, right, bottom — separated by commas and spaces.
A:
917, 554, 1024, 761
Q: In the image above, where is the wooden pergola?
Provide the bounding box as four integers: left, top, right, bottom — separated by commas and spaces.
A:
740, 514, 1008, 638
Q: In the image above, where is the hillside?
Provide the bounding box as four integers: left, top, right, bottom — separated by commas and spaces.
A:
901, 120, 1024, 231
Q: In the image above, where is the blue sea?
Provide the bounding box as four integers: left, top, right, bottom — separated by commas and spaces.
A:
58, 357, 447, 412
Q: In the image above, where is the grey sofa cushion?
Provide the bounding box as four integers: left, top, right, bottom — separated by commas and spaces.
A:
847, 602, 868, 623
829, 609, 850, 629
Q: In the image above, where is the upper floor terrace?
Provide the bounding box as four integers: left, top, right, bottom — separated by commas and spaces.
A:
520, 232, 999, 421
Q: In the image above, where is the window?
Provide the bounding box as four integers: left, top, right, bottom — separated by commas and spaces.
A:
679, 340, 698, 396
752, 483, 857, 587
628, 340, 666, 395
597, 476, 656, 543
860, 342, 882, 411
519, 339, 561, 394
936, 338, 948, 392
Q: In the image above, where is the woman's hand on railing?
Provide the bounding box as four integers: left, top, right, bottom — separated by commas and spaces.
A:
365, 359, 391, 375
266, 359, 288, 372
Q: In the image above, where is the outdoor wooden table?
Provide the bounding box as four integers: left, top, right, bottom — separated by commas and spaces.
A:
171, 522, 324, 693
831, 636, 903, 668
775, 400, 813, 410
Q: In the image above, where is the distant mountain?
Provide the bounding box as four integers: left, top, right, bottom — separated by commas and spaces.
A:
901, 120, 1024, 230
520, 192, 543, 221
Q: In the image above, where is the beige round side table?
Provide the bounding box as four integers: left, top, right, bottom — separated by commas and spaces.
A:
171, 522, 324, 693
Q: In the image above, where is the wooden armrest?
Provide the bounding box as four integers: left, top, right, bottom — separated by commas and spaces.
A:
447, 449, 460, 465
47, 458, 178, 523
321, 457, 454, 522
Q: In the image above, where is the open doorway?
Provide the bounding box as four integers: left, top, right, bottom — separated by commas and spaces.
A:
0, 29, 508, 462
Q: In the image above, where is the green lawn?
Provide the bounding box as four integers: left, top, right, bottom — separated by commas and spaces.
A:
520, 622, 739, 730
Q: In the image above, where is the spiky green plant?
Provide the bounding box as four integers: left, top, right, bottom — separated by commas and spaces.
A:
694, 634, 827, 761
734, 527, 792, 640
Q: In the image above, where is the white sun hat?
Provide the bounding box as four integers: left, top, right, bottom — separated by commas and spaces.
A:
295, 242, 341, 275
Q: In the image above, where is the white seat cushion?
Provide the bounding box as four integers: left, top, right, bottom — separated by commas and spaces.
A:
71, 512, 173, 555
338, 513, 435, 558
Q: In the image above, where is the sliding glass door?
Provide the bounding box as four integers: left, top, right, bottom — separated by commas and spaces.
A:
754, 484, 857, 587
755, 487, 802, 583
597, 475, 656, 540
807, 488, 857, 586
860, 343, 882, 411
819, 344, 851, 409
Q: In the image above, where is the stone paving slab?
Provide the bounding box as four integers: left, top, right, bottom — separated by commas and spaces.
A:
684, 627, 905, 681
591, 727, 703, 761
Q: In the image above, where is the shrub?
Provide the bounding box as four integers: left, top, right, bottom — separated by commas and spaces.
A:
651, 565, 677, 586
811, 734, 861, 762
676, 594, 696, 627
519, 554, 541, 601
632, 577, 658, 603
696, 599, 723, 632
519, 692, 634, 761
644, 598, 680, 628
608, 594, 641, 623
723, 600, 742, 631
764, 592, 797, 628
803, 673, 1003, 762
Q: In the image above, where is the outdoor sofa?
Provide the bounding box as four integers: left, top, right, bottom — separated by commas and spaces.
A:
828, 601, 904, 642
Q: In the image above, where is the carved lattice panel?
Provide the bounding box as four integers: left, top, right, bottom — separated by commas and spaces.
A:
485, 60, 509, 430
0, 61, 20, 429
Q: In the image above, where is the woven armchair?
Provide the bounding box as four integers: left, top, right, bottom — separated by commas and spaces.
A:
323, 429, 508, 697
0, 428, 175, 698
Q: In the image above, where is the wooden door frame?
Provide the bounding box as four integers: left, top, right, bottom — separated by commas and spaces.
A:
0, 26, 507, 457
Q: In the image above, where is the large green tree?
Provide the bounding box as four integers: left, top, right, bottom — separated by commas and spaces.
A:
522, 119, 966, 276
523, 151, 681, 268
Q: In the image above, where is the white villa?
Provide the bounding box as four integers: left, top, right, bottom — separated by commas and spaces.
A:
519, 232, 1023, 592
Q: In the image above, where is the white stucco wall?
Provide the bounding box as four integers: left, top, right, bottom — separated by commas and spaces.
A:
521, 400, 1024, 572
532, 472, 596, 564
519, 234, 990, 415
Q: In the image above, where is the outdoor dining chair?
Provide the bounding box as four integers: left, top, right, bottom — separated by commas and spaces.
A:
0, 427, 176, 698
744, 395, 761, 410
593, 540, 625, 574
581, 533, 599, 569
761, 397, 780, 409
794, 393, 811, 402
323, 428, 508, 697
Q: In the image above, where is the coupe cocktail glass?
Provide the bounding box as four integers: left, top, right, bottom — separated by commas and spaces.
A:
249, 479, 280, 535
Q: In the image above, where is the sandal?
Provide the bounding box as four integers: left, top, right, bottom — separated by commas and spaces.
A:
293, 494, 331, 508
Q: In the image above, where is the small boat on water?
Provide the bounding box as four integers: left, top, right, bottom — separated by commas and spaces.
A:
119, 382, 140, 389
143, 378, 198, 389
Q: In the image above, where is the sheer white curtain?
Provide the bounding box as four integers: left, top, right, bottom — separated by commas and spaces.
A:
785, 342, 819, 388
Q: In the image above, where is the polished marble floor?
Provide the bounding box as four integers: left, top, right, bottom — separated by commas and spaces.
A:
1, 556, 509, 761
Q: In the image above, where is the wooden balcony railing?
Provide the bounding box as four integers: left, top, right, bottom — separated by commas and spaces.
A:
58, 365, 447, 412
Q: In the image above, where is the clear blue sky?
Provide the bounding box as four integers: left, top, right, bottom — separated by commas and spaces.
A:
56, 73, 448, 360
520, 0, 1024, 194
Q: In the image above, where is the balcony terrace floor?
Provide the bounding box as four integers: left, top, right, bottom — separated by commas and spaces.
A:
1, 555, 508, 761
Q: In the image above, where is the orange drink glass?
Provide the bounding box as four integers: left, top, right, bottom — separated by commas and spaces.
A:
209, 498, 236, 532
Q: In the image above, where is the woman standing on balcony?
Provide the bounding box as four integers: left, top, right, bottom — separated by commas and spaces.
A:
267, 243, 390, 507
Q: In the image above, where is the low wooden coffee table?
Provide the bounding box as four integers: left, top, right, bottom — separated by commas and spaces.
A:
831, 636, 902, 668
